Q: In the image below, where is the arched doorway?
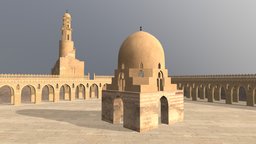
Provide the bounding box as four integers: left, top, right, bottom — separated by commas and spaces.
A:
113, 97, 123, 124
0, 85, 14, 105
75, 84, 85, 99
160, 96, 168, 124
21, 85, 36, 104
220, 86, 226, 100
90, 84, 98, 98
60, 84, 71, 101
238, 86, 246, 101
42, 85, 54, 102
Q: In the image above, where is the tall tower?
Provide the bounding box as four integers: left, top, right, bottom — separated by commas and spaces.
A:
52, 12, 85, 77
59, 12, 75, 58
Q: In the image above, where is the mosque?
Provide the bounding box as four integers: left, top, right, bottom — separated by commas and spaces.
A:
0, 12, 184, 132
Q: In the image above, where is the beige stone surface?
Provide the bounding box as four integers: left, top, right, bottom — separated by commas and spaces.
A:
172, 75, 256, 106
52, 12, 84, 77
0, 99, 255, 144
103, 30, 183, 132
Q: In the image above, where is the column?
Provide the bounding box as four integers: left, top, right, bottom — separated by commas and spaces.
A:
85, 88, 90, 99
225, 89, 232, 104
233, 88, 239, 102
14, 88, 21, 105
246, 89, 254, 106
54, 88, 60, 102
35, 89, 42, 104
98, 88, 102, 99
49, 89, 54, 101
192, 87, 197, 101
70, 88, 75, 101
214, 87, 221, 101
208, 87, 214, 102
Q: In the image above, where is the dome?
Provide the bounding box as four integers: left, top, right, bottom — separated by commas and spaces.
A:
118, 31, 165, 69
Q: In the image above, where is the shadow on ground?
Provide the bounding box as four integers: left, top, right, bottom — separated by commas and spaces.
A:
16, 109, 131, 132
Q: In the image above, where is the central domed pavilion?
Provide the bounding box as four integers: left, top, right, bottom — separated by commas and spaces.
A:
102, 29, 184, 132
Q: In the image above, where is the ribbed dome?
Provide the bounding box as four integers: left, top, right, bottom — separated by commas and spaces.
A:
118, 31, 165, 69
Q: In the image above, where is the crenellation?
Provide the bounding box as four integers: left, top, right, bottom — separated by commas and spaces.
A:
0, 12, 112, 106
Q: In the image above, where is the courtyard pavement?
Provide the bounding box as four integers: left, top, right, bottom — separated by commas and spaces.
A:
0, 99, 255, 144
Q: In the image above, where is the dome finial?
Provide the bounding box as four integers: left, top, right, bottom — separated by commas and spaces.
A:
140, 26, 143, 31
66, 9, 69, 13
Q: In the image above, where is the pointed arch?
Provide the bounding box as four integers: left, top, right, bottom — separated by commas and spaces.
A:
160, 96, 168, 124
21, 85, 36, 104
90, 84, 99, 98
0, 85, 14, 105
113, 96, 123, 124
157, 71, 164, 91
60, 84, 71, 101
42, 85, 54, 102
75, 84, 85, 99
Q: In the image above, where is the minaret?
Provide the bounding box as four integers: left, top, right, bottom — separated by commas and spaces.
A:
52, 12, 84, 77
59, 12, 75, 58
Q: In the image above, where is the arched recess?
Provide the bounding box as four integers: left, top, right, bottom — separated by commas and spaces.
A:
42, 85, 54, 102
157, 71, 164, 91
184, 87, 189, 98
60, 84, 71, 101
184, 85, 193, 99
196, 85, 204, 99
0, 85, 14, 105
113, 96, 123, 124
21, 85, 36, 104
75, 84, 85, 99
102, 84, 107, 91
238, 86, 247, 102
160, 96, 168, 124
118, 72, 125, 91
90, 84, 99, 98
212, 86, 220, 101
220, 86, 226, 100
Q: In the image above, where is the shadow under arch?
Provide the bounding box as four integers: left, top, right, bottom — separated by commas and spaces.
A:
60, 84, 71, 101
0, 85, 14, 105
16, 109, 130, 132
238, 86, 246, 102
21, 85, 36, 104
42, 84, 55, 102
220, 86, 226, 100
75, 84, 85, 99
90, 84, 99, 98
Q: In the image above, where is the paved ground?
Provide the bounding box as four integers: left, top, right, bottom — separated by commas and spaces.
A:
0, 99, 255, 144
